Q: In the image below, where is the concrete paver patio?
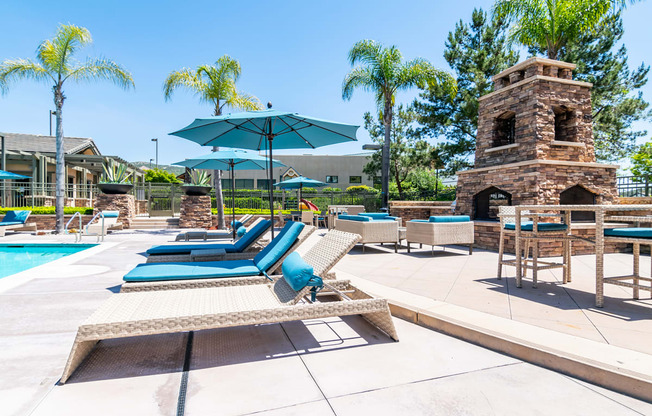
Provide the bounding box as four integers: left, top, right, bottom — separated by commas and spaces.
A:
0, 229, 650, 415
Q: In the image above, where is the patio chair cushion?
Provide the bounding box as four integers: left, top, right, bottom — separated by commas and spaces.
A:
282, 252, 315, 291
1, 210, 30, 224
103, 211, 119, 218
504, 222, 568, 231
338, 215, 371, 222
429, 216, 470, 223
233, 219, 271, 251
604, 227, 652, 239
0, 221, 25, 226
253, 221, 305, 272
359, 213, 389, 220
409, 220, 429, 223
123, 259, 261, 282
147, 242, 241, 255
236, 226, 247, 238
230, 220, 243, 230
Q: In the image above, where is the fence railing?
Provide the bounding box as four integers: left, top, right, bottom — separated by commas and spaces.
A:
617, 175, 652, 197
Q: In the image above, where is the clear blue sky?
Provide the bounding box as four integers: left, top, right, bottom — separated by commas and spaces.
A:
0, 0, 650, 165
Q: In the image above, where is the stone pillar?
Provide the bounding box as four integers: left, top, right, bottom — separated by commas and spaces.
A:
179, 195, 212, 229
94, 194, 136, 228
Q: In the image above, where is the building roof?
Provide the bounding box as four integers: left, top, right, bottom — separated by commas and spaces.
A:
0, 132, 100, 155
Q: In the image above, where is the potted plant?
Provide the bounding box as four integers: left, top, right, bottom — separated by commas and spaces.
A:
182, 170, 212, 196
98, 164, 133, 194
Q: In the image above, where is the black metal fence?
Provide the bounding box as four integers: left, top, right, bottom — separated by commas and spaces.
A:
616, 175, 652, 197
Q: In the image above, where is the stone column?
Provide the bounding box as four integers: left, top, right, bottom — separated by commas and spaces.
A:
94, 194, 136, 228
179, 195, 212, 229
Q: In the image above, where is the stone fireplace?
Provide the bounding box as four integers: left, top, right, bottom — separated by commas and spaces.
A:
455, 57, 619, 253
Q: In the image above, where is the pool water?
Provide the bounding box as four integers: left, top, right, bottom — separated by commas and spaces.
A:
0, 244, 97, 279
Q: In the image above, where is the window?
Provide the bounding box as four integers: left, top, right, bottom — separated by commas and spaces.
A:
326, 176, 338, 183
257, 179, 275, 190
493, 111, 516, 147
235, 179, 254, 189
221, 179, 232, 190
349, 176, 362, 184
553, 106, 575, 142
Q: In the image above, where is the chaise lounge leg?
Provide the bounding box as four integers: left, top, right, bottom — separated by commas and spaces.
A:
469, 244, 473, 255
407, 242, 411, 253
633, 243, 640, 299
497, 231, 505, 280
394, 243, 398, 253
60, 335, 98, 384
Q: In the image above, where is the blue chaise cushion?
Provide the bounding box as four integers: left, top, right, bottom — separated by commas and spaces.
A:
604, 228, 652, 238
359, 213, 389, 220
231, 220, 243, 230
123, 259, 260, 282
338, 215, 371, 222
233, 219, 271, 251
504, 221, 567, 231
236, 226, 247, 238
2, 210, 30, 224
253, 221, 305, 272
147, 242, 240, 255
282, 252, 315, 291
429, 216, 470, 223
103, 211, 119, 218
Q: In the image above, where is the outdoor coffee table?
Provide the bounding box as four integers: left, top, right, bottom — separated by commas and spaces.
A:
190, 248, 226, 262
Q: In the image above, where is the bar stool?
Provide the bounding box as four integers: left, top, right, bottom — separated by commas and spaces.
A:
497, 206, 571, 288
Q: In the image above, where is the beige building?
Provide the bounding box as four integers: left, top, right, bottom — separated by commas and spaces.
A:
221, 153, 376, 190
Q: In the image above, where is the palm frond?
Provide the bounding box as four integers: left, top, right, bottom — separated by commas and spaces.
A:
163, 68, 206, 101
397, 58, 457, 97
37, 24, 92, 75
65, 57, 134, 89
348, 40, 384, 67
225, 91, 263, 112
342, 66, 382, 101
0, 59, 54, 88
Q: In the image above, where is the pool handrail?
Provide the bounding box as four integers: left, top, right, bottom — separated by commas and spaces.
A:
65, 212, 83, 243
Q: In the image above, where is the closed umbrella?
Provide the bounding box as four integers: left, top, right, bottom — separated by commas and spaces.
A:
170, 107, 358, 237
173, 150, 284, 239
275, 176, 326, 212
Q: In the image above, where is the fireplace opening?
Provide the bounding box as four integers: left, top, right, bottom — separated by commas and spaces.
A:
560, 185, 596, 221
493, 111, 516, 147
473, 187, 512, 220
553, 106, 575, 142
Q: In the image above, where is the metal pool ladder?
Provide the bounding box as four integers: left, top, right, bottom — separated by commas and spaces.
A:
64, 212, 83, 242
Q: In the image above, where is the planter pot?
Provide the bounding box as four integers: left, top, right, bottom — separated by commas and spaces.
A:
98, 183, 133, 195
182, 185, 212, 196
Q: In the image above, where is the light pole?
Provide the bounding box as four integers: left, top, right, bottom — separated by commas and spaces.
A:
149, 159, 154, 169
151, 138, 158, 169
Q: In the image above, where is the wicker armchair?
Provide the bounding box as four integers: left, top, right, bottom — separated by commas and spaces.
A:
334, 217, 399, 252
406, 220, 474, 255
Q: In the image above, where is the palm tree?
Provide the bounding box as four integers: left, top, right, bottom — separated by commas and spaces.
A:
493, 0, 635, 60
342, 40, 455, 209
164, 55, 262, 229
0, 24, 134, 233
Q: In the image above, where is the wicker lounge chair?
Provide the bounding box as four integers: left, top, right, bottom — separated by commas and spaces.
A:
146, 219, 272, 263
0, 210, 37, 237
174, 215, 256, 241
60, 230, 395, 384
335, 215, 399, 252
406, 216, 474, 255
121, 223, 315, 289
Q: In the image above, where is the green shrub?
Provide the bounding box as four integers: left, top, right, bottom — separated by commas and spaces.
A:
145, 168, 181, 183
211, 208, 290, 215
322, 187, 342, 193
0, 206, 94, 215
346, 185, 377, 194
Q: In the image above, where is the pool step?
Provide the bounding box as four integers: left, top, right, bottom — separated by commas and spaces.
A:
130, 217, 180, 229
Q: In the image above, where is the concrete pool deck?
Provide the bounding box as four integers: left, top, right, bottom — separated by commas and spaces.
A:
0, 229, 650, 415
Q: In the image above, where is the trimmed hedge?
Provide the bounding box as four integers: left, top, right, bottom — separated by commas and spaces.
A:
211, 208, 291, 215
0, 206, 94, 215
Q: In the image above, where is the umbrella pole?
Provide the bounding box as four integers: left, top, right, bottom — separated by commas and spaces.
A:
299, 184, 302, 212
268, 136, 275, 239
231, 162, 236, 241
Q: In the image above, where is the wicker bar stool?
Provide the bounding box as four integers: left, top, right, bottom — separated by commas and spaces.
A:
497, 206, 571, 288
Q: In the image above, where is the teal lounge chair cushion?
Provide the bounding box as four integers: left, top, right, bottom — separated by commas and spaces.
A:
236, 226, 247, 238
359, 213, 389, 220
504, 222, 567, 231
233, 219, 271, 251
2, 210, 30, 224
338, 215, 371, 222
231, 220, 243, 230
429, 216, 470, 223
410, 220, 429, 223
253, 221, 305, 272
282, 252, 314, 291
604, 228, 652, 238
123, 259, 260, 282
103, 211, 119, 218
147, 242, 240, 255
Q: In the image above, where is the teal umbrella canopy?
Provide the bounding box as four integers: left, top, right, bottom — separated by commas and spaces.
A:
170, 109, 359, 150
173, 149, 285, 170
0, 170, 30, 180
275, 176, 327, 189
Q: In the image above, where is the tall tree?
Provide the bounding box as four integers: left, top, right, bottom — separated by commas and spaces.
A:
534, 13, 650, 161
342, 40, 455, 209
413, 8, 519, 176
0, 24, 134, 233
493, 0, 634, 60
164, 55, 262, 229
630, 140, 652, 179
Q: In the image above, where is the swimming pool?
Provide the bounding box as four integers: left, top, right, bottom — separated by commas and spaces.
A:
0, 244, 97, 279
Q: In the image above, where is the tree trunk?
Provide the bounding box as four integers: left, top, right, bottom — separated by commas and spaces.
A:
212, 148, 226, 230
54, 86, 65, 234
394, 161, 404, 200
381, 100, 392, 210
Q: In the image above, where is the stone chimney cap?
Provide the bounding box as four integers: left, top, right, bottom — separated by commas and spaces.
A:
492, 57, 576, 82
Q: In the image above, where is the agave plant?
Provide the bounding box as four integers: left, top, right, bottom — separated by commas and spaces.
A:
189, 170, 212, 186
101, 164, 132, 183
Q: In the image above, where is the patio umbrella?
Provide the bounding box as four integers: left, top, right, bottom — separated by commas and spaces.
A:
0, 170, 30, 180
274, 176, 327, 212
170, 107, 359, 237
173, 149, 285, 239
